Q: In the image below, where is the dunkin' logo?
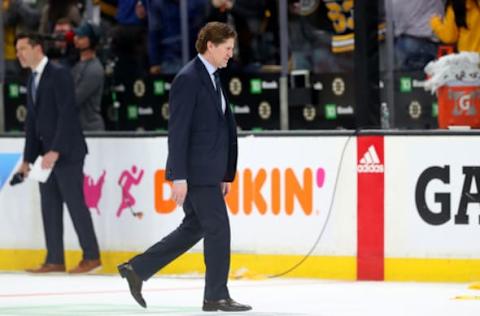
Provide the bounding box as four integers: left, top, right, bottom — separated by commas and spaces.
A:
154, 167, 326, 216
357, 145, 384, 173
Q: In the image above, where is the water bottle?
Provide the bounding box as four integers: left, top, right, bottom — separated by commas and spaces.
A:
380, 102, 390, 129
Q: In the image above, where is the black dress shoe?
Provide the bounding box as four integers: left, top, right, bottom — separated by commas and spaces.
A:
117, 263, 147, 308
202, 298, 252, 312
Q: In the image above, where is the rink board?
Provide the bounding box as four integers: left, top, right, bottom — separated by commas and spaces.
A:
1, 134, 480, 281
0, 135, 357, 279
385, 135, 480, 281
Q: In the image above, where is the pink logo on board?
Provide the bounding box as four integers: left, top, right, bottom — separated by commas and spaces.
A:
117, 165, 144, 219
83, 170, 107, 215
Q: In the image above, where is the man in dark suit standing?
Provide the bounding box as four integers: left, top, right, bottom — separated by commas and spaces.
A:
118, 22, 251, 312
15, 33, 101, 274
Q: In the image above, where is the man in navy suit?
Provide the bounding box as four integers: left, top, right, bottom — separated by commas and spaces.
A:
15, 33, 101, 274
118, 22, 251, 312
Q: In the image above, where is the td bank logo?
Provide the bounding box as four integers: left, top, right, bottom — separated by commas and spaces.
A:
154, 167, 327, 216
400, 77, 412, 93
0, 153, 21, 191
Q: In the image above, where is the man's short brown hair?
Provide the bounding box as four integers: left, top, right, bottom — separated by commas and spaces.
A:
195, 22, 237, 54
55, 17, 74, 27
15, 32, 44, 50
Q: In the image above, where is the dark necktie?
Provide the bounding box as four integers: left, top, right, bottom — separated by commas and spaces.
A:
213, 70, 224, 113
31, 71, 38, 103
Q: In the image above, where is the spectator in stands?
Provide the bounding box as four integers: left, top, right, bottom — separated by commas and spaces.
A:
288, 0, 341, 73
142, 0, 207, 74
96, 0, 117, 50
47, 18, 78, 68
392, 0, 444, 70
3, 0, 40, 76
3, 0, 40, 30
207, 0, 279, 72
72, 21, 106, 131
431, 0, 480, 52
110, 0, 148, 78
39, 0, 81, 34
320, 0, 387, 73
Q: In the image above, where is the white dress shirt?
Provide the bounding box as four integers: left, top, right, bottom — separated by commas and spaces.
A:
32, 56, 49, 87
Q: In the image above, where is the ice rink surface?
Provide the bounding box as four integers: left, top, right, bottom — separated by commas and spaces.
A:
1, 273, 480, 316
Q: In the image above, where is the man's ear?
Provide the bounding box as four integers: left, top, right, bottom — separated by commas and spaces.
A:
207, 41, 214, 51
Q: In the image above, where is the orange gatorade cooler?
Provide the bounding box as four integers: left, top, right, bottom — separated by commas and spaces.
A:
437, 84, 480, 128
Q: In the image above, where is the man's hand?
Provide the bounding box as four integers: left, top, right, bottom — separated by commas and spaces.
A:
172, 182, 188, 207
221, 182, 231, 196
17, 161, 30, 176
41, 151, 59, 170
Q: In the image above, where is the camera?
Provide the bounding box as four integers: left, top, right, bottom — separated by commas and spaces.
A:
42, 31, 75, 44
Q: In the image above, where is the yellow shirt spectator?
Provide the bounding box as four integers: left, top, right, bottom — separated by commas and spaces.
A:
430, 0, 480, 52
3, 0, 17, 61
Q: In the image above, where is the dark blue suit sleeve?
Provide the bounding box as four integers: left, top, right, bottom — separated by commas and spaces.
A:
23, 110, 40, 163
23, 76, 40, 163
50, 68, 78, 155
167, 73, 196, 180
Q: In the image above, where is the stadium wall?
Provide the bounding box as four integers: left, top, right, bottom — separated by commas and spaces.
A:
0, 132, 479, 282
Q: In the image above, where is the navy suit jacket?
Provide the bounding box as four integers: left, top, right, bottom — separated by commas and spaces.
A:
24, 61, 87, 166
166, 56, 238, 185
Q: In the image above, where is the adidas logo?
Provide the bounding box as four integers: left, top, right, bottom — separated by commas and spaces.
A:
357, 145, 384, 173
